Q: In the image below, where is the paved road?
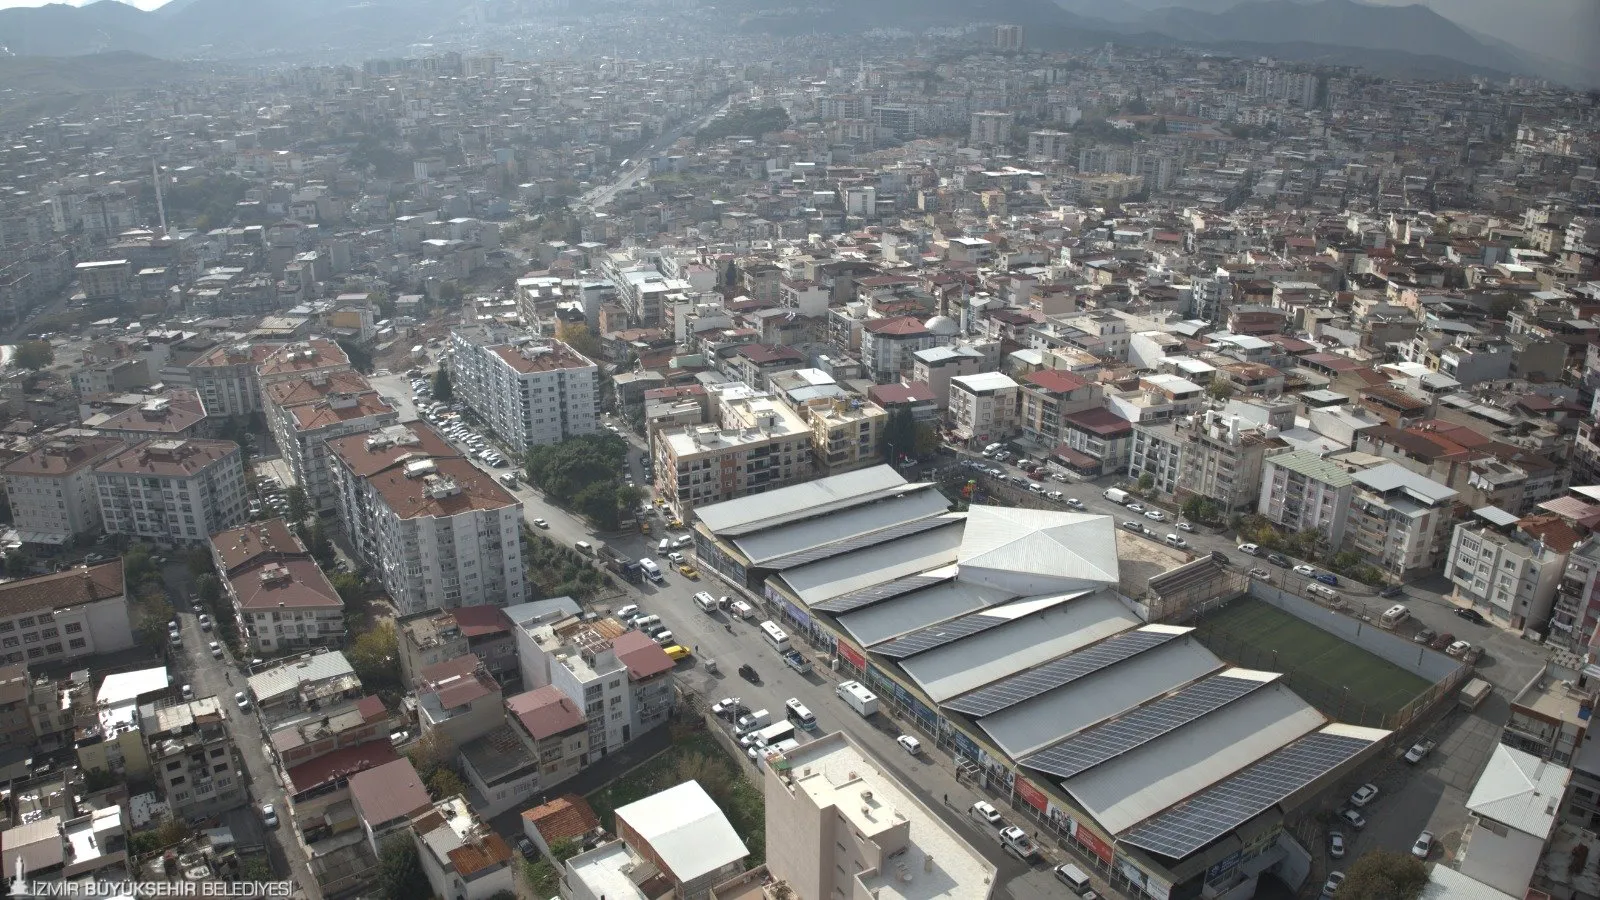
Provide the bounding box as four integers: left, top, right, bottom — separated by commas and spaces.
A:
165, 564, 322, 900
575, 99, 731, 211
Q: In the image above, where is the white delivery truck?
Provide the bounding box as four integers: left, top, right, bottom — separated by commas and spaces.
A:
729, 600, 756, 620
638, 558, 664, 583
836, 680, 880, 718
1103, 488, 1131, 504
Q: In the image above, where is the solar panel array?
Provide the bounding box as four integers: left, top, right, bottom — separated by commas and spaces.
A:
943, 629, 1180, 718
873, 609, 1013, 659
813, 573, 953, 615
1021, 674, 1267, 780
762, 516, 958, 571
1120, 731, 1374, 860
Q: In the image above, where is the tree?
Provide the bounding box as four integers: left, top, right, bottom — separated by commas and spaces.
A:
1207, 379, 1235, 401
573, 480, 623, 531
547, 838, 580, 863
426, 768, 467, 799
156, 817, 190, 848
307, 520, 335, 568
285, 487, 309, 524
433, 368, 453, 401
882, 406, 917, 462
555, 322, 604, 360
1138, 473, 1155, 492
14, 340, 54, 370
195, 574, 221, 605
377, 837, 430, 900
186, 547, 214, 578
1339, 850, 1427, 900
331, 572, 367, 607
348, 621, 399, 690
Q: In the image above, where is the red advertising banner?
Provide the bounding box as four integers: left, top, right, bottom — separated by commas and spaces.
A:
1076, 825, 1115, 865
837, 641, 867, 670
1016, 776, 1048, 813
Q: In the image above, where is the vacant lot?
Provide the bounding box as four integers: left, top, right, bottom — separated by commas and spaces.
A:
1194, 597, 1431, 724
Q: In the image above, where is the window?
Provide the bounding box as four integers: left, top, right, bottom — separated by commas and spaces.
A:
69, 639, 85, 650
211, 748, 226, 758
64, 623, 82, 634
168, 761, 182, 771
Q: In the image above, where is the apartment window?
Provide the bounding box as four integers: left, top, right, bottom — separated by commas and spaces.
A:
210, 748, 226, 758
65, 623, 81, 634
68, 639, 85, 650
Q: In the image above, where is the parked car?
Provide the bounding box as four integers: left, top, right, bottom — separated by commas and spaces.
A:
1328, 830, 1346, 859
1322, 871, 1346, 896
1379, 584, 1406, 598
1456, 607, 1488, 625
532, 518, 548, 529
1237, 543, 1260, 555
1430, 632, 1455, 651
1349, 783, 1379, 807
1126, 502, 1145, 513
1066, 498, 1085, 510
1413, 628, 1436, 646
235, 691, 251, 710
1338, 808, 1366, 830
208, 641, 223, 660
970, 801, 1004, 827
1267, 553, 1291, 567
1404, 740, 1437, 764
1293, 564, 1318, 577
896, 734, 922, 755
1248, 567, 1272, 581
1165, 534, 1187, 548
1447, 640, 1473, 658
1177, 521, 1195, 532
1144, 509, 1166, 521
1412, 831, 1433, 859
711, 697, 742, 717
1122, 521, 1143, 532
1313, 572, 1339, 586
261, 804, 278, 828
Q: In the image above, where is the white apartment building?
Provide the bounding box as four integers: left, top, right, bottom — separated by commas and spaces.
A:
211, 519, 345, 655
1105, 373, 1206, 424
1346, 463, 1459, 576
948, 371, 1021, 445
328, 425, 523, 615
187, 343, 281, 416
1446, 507, 1572, 631
410, 796, 515, 900
448, 325, 599, 456
654, 397, 811, 517
860, 316, 941, 384
0, 561, 132, 668
1, 436, 124, 545
1129, 412, 1286, 511
141, 696, 247, 821
765, 732, 997, 900
1258, 451, 1357, 546
264, 373, 397, 513
94, 439, 247, 544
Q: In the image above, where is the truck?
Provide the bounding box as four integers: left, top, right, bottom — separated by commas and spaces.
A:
729, 600, 756, 620
736, 708, 772, 732
638, 558, 664, 583
599, 544, 642, 583
1460, 677, 1492, 711
693, 591, 719, 613
836, 680, 880, 718
1103, 488, 1131, 504
783, 649, 812, 674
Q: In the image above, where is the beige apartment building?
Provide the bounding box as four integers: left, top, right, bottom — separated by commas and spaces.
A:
653, 397, 810, 516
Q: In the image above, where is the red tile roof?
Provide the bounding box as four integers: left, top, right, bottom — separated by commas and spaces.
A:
95, 438, 239, 477
0, 560, 124, 620
613, 631, 674, 680
868, 382, 938, 405
348, 757, 432, 826
521, 794, 600, 845
229, 557, 342, 612
449, 605, 513, 638
285, 740, 398, 794
863, 315, 928, 336
211, 518, 305, 575
448, 833, 513, 877
1024, 369, 1090, 394
1062, 407, 1133, 436
506, 685, 585, 740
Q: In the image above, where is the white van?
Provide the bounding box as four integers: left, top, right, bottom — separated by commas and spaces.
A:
729, 600, 756, 620
1054, 863, 1095, 896
658, 538, 671, 554
632, 614, 662, 632
1380, 604, 1410, 629
1308, 583, 1340, 602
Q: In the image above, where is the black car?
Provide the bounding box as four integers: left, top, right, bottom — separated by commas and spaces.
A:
738, 664, 760, 683
1379, 584, 1406, 598
1266, 553, 1291, 567
1456, 607, 1488, 625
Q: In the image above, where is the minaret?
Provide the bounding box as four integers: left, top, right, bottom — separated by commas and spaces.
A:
152, 158, 168, 236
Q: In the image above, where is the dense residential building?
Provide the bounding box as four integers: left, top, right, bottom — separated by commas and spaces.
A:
92, 390, 210, 442
806, 397, 887, 475
256, 339, 353, 390
0, 561, 131, 667
141, 696, 247, 820
210, 518, 345, 654
410, 795, 515, 900
1346, 463, 1460, 575
1, 436, 123, 546
1446, 507, 1576, 631
948, 371, 1020, 445
1130, 412, 1287, 511
653, 396, 811, 515
1019, 369, 1102, 446
447, 325, 600, 455
186, 343, 280, 416
1257, 450, 1358, 546
264, 371, 396, 512
93, 438, 246, 544
414, 654, 504, 746
564, 781, 748, 900
328, 423, 524, 614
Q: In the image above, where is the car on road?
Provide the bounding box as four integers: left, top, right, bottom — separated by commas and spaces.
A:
1412, 831, 1434, 859
1237, 543, 1260, 555
1413, 628, 1436, 646
1322, 871, 1345, 896
678, 565, 699, 579
235, 691, 250, 710
667, 551, 685, 564
1122, 521, 1143, 532
261, 804, 278, 828
1379, 584, 1406, 598
181, 684, 194, 700
198, 614, 212, 631
1177, 521, 1194, 531
1339, 808, 1366, 830
1261, 553, 1286, 567
1404, 740, 1437, 764
738, 664, 760, 683
1144, 509, 1166, 521
970, 801, 1004, 827
1349, 783, 1379, 807
1447, 640, 1473, 658
209, 641, 223, 660
532, 518, 548, 529
896, 734, 922, 755
1293, 564, 1317, 577
1430, 632, 1455, 651
1313, 572, 1339, 586
1456, 607, 1488, 625
1126, 502, 1145, 513
1165, 534, 1187, 548
1248, 567, 1272, 582
1066, 498, 1085, 510
1328, 830, 1346, 859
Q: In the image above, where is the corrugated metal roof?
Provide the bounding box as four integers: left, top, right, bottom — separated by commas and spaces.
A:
957, 507, 1120, 593
1466, 744, 1571, 839
695, 465, 911, 535
732, 487, 952, 565
778, 526, 965, 606
1266, 450, 1356, 487
838, 575, 1013, 648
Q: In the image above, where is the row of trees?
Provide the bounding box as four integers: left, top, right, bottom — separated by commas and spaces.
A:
1232, 513, 1387, 585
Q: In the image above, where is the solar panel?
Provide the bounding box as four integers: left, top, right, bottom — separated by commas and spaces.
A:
1021, 675, 1267, 780
873, 610, 1012, 659
763, 516, 959, 571
813, 573, 953, 614
1120, 731, 1374, 860
943, 629, 1180, 718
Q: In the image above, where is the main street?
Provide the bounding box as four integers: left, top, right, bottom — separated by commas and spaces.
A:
574, 98, 732, 211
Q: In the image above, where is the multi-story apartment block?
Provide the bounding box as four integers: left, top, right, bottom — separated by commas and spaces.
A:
1128, 421, 1185, 497
910, 345, 989, 410
860, 316, 940, 384
141, 696, 247, 820
514, 614, 674, 760
1258, 450, 1357, 546
1058, 407, 1135, 475
1552, 538, 1600, 652
187, 343, 280, 416
498, 685, 589, 807
948, 372, 1020, 445
1345, 463, 1459, 576
1019, 369, 1102, 446
1131, 412, 1287, 510
1105, 373, 1205, 424
2, 436, 123, 545
654, 397, 810, 516
410, 796, 515, 900
256, 339, 353, 391
397, 609, 471, 687
265, 377, 397, 513
211, 519, 345, 655
969, 110, 1014, 147
1502, 662, 1591, 766
448, 325, 599, 456
806, 397, 886, 476
564, 781, 749, 900
1446, 508, 1574, 631
0, 561, 131, 668
327, 424, 523, 615
93, 439, 246, 544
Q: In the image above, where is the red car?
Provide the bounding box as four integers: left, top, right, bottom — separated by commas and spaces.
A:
1429, 632, 1455, 651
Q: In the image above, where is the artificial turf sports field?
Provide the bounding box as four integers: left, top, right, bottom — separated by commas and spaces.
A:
1193, 596, 1432, 719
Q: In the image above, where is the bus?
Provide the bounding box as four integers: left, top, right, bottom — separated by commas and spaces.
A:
753, 721, 796, 748
759, 620, 790, 652
785, 698, 817, 731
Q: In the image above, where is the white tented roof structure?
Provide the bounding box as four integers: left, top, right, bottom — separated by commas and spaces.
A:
1466, 743, 1572, 839
957, 506, 1120, 594
614, 780, 749, 883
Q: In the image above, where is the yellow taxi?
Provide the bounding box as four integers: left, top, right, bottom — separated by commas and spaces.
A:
678, 565, 699, 579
